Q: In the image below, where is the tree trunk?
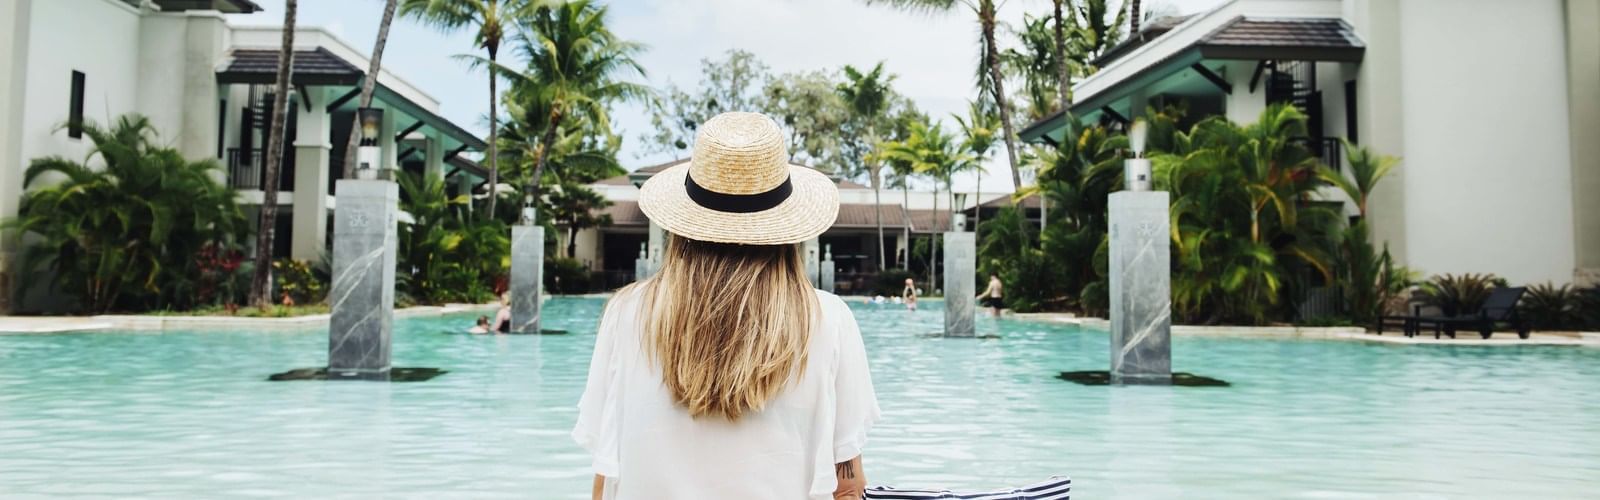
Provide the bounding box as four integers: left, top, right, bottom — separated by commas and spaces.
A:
485, 50, 500, 218
1052, 0, 1071, 110
339, 0, 398, 179
528, 106, 565, 209
930, 181, 939, 291
902, 183, 911, 271
973, 173, 981, 237
249, 0, 297, 308
872, 163, 885, 272
980, 0, 1030, 244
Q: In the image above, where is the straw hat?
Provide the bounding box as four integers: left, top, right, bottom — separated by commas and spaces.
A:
638, 112, 839, 245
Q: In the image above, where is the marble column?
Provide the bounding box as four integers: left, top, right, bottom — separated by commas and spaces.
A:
1108, 191, 1172, 384
820, 244, 835, 293
803, 238, 820, 286
328, 179, 399, 379
943, 228, 976, 337
510, 225, 543, 333
634, 243, 651, 282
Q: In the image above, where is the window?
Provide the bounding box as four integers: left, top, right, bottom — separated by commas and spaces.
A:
216, 99, 227, 158
68, 71, 85, 139
1344, 80, 1358, 144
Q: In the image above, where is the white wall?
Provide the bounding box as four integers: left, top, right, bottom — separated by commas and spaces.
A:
1397, 0, 1575, 285
1568, 0, 1600, 286
18, 0, 143, 175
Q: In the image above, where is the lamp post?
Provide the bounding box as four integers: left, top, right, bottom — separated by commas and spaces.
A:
355, 107, 384, 180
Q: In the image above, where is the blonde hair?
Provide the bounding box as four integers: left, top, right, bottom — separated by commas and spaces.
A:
638, 234, 817, 421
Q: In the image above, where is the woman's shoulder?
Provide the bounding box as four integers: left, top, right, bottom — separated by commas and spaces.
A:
812, 289, 850, 316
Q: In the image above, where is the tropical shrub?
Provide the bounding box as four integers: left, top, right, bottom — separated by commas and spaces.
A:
1319, 141, 1410, 325
544, 257, 590, 294
1578, 286, 1600, 330
273, 259, 326, 305
1420, 273, 1506, 316
195, 242, 250, 310
2, 115, 248, 313
398, 171, 509, 305
1522, 282, 1580, 330
1154, 104, 1337, 324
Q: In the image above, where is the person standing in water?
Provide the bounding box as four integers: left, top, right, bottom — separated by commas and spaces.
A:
574, 112, 877, 500
977, 273, 1005, 317
902, 277, 918, 311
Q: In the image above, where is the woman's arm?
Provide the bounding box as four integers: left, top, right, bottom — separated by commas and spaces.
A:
833, 455, 866, 500
592, 474, 604, 500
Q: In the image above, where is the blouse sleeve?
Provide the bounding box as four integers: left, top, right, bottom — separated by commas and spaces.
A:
832, 297, 881, 462
572, 293, 627, 477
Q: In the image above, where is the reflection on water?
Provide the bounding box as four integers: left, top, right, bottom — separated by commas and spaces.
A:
2, 297, 1599, 498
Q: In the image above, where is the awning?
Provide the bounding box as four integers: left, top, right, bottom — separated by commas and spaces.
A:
216, 48, 488, 154
1019, 15, 1364, 144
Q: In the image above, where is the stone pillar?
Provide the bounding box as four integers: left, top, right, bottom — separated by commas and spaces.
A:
943, 224, 976, 337
1108, 191, 1172, 384
328, 179, 399, 379
292, 88, 331, 261
647, 222, 665, 278
0, 0, 32, 313
800, 238, 818, 286
510, 225, 543, 333
634, 243, 651, 282
820, 244, 836, 293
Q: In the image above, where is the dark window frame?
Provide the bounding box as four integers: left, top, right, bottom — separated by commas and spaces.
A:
1344, 79, 1359, 144
216, 99, 228, 158
68, 71, 85, 139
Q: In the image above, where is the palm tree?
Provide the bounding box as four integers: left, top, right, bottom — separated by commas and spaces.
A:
1129, 0, 1142, 36
863, 0, 1024, 196
880, 120, 972, 289
952, 101, 997, 234
500, 0, 647, 216
1051, 0, 1069, 108
5, 115, 248, 313
837, 63, 893, 272
401, 0, 526, 218
339, 0, 400, 179
249, 0, 297, 308
1318, 140, 1398, 219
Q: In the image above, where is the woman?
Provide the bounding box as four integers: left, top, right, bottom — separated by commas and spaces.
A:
977, 273, 1004, 317
574, 112, 879, 500
493, 293, 511, 333
901, 277, 918, 311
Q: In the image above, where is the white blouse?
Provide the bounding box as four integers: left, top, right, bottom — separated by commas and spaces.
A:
573, 287, 880, 500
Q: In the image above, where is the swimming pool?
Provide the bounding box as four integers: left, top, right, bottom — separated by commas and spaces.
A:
2, 297, 1598, 498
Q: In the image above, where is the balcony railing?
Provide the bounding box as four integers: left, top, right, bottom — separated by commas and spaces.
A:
227, 147, 295, 191
1297, 137, 1342, 172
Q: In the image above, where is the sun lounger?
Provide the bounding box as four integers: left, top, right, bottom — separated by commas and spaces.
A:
1411, 286, 1529, 339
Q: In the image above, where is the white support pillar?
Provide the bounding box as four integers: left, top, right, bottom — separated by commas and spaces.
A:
291, 87, 332, 261
379, 106, 397, 176
424, 130, 445, 175
0, 0, 31, 313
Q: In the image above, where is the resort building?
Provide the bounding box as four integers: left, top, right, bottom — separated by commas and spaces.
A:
0, 0, 488, 311
1019, 0, 1600, 287
576, 159, 989, 293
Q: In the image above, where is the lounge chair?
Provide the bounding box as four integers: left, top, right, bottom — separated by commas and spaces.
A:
1411, 286, 1530, 340
1376, 290, 1436, 337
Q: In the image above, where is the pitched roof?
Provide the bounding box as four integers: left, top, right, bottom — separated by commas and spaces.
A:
834, 203, 909, 229
1202, 17, 1364, 51
217, 48, 362, 86
600, 201, 649, 227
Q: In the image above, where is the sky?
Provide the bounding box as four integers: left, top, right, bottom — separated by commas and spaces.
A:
233, 0, 1226, 193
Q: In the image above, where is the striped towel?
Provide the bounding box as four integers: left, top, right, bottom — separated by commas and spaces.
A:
864, 476, 1071, 500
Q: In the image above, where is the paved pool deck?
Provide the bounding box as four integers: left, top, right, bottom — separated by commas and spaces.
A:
1012, 312, 1600, 347
0, 303, 497, 334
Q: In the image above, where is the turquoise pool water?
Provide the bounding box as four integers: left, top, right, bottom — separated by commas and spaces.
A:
3, 297, 1599, 498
